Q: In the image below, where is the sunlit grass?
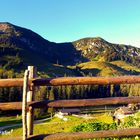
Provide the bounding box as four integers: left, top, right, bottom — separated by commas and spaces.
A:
0, 115, 96, 138
1, 111, 140, 139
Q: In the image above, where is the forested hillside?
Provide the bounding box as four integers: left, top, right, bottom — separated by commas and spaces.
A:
0, 22, 140, 110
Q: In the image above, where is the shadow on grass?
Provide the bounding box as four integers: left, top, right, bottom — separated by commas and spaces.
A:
0, 119, 22, 127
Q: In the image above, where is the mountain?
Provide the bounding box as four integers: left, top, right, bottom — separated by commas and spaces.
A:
73, 37, 140, 66
0, 22, 86, 68
0, 22, 140, 77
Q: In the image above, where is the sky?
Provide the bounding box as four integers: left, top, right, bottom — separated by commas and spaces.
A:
0, 0, 140, 47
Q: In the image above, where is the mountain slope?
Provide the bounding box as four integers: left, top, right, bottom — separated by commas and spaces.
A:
73, 37, 140, 66
0, 22, 86, 70
73, 61, 140, 76
0, 22, 140, 77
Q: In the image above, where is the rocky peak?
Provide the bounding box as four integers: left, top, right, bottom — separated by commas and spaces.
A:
0, 22, 13, 32
0, 22, 21, 37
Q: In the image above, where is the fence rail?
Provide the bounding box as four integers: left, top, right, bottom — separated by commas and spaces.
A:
0, 66, 140, 140
0, 78, 24, 87
32, 76, 140, 86
1, 96, 140, 110
28, 128, 140, 140
1, 76, 140, 87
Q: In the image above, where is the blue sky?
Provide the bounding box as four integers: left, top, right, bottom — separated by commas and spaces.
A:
0, 0, 140, 47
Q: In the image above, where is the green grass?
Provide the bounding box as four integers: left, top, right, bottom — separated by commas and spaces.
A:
0, 115, 97, 138
111, 61, 140, 72
75, 60, 140, 76
1, 112, 140, 139
0, 115, 22, 127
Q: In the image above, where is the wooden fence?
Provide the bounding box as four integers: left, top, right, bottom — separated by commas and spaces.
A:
0, 66, 140, 140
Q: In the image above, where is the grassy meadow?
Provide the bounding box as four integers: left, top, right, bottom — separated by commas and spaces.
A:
0, 109, 140, 140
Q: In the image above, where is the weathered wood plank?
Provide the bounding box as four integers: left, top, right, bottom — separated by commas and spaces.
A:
27, 128, 140, 140
22, 70, 29, 140
30, 96, 140, 108
1, 128, 140, 140
1, 96, 140, 110
0, 137, 22, 140
0, 102, 22, 110
0, 76, 140, 87
32, 76, 140, 86
27, 66, 36, 136
0, 78, 24, 87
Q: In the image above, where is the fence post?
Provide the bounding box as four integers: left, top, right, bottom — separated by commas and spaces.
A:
22, 70, 29, 140
27, 66, 37, 136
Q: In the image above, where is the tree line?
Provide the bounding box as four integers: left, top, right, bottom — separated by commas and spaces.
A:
0, 71, 140, 117
0, 78, 140, 103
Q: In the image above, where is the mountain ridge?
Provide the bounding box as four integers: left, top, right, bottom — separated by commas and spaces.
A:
0, 22, 140, 77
